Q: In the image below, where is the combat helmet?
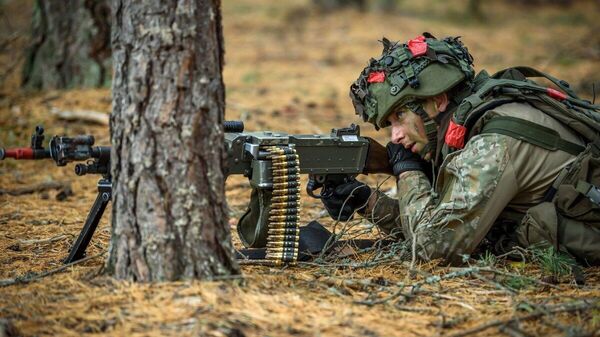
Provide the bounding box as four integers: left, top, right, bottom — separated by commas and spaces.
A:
349, 33, 475, 131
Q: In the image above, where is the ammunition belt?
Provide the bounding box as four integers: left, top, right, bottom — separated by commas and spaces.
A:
265, 146, 300, 265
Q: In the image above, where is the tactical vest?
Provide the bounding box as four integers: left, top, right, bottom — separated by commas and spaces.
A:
440, 66, 600, 264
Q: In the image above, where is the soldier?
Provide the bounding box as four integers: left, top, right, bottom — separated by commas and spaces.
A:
321, 34, 600, 266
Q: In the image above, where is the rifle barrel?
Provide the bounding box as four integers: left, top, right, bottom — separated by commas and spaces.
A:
224, 120, 244, 133
0, 147, 50, 160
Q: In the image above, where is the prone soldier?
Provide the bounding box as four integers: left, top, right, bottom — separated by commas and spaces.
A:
322, 33, 600, 266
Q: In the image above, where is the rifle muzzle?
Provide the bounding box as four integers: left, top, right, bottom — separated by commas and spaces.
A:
0, 147, 50, 160
224, 120, 244, 133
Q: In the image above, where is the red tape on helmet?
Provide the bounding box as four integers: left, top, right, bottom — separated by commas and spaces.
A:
407, 35, 427, 57
445, 119, 467, 149
367, 71, 386, 83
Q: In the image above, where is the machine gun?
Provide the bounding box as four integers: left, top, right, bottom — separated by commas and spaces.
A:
1, 122, 392, 266
0, 126, 111, 264
224, 121, 392, 265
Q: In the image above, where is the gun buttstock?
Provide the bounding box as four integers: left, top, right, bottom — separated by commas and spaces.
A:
363, 138, 393, 175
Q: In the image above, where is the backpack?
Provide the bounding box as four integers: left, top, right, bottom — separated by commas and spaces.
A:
444, 66, 600, 265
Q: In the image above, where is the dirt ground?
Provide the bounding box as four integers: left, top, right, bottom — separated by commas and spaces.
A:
1, 0, 600, 336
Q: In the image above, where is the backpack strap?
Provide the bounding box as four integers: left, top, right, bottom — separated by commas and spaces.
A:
493, 66, 579, 99
480, 116, 586, 156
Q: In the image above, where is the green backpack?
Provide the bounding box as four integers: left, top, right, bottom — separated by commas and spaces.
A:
444, 66, 600, 265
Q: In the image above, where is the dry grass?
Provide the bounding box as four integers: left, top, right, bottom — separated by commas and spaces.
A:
1, 0, 600, 336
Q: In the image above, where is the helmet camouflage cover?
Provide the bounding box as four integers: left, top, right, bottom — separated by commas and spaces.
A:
350, 33, 475, 129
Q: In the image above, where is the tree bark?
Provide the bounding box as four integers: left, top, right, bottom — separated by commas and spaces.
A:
108, 0, 239, 281
22, 0, 111, 90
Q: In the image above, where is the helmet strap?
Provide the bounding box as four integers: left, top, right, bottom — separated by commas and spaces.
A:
408, 103, 438, 159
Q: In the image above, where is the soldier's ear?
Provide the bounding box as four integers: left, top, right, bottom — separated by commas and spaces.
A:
433, 93, 449, 112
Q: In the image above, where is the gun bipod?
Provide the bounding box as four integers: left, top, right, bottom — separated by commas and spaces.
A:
64, 177, 111, 264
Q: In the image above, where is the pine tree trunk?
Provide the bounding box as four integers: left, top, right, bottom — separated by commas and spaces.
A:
108, 0, 239, 281
22, 0, 111, 90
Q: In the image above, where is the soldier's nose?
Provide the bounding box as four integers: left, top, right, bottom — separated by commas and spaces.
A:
391, 126, 404, 144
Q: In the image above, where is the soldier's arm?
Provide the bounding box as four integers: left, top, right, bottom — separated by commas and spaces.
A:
398, 133, 518, 264
362, 190, 402, 236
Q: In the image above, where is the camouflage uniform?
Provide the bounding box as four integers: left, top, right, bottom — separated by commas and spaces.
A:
340, 34, 600, 265
367, 101, 586, 265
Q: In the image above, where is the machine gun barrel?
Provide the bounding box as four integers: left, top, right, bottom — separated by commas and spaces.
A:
224, 120, 244, 133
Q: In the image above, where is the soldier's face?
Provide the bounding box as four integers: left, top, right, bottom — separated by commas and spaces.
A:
388, 108, 428, 154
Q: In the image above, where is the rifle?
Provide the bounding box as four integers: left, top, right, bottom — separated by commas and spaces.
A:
1, 122, 391, 265
1, 126, 110, 264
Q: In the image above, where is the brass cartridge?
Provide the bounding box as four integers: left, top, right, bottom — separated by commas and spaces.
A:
267, 243, 298, 251
272, 160, 300, 168
267, 221, 297, 226
266, 234, 299, 243
271, 167, 299, 175
267, 252, 297, 262
272, 181, 300, 189
267, 147, 294, 155
269, 208, 299, 216
271, 154, 298, 161
271, 193, 300, 202
273, 175, 300, 183
269, 215, 300, 222
268, 227, 299, 235
272, 188, 300, 196
270, 201, 300, 208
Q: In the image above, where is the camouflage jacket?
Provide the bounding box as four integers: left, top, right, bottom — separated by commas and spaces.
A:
366, 102, 584, 265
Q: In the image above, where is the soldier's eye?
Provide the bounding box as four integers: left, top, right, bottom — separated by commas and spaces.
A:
395, 110, 406, 120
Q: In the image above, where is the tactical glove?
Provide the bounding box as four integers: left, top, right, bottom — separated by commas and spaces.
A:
386, 142, 429, 177
321, 180, 371, 221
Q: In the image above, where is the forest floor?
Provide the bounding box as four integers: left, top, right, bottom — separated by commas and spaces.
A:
1, 0, 600, 336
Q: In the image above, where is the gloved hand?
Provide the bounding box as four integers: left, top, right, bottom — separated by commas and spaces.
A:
386, 142, 429, 177
321, 179, 371, 221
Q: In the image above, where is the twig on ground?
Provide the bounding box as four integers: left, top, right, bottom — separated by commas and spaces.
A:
448, 299, 599, 337
0, 181, 70, 196
355, 265, 547, 308
472, 272, 517, 295
50, 107, 110, 125
317, 276, 384, 292
498, 323, 531, 337
18, 234, 68, 245
479, 267, 561, 290
0, 250, 106, 287
354, 282, 407, 306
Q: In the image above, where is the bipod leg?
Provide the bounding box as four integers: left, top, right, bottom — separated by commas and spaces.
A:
64, 178, 111, 264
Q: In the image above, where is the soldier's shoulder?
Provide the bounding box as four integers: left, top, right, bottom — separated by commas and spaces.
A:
487, 101, 542, 119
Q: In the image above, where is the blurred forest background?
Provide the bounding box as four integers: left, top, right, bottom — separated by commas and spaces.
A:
1, 0, 598, 132
0, 0, 599, 336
